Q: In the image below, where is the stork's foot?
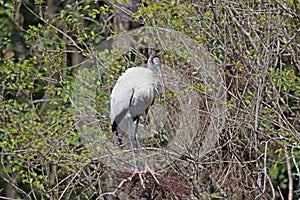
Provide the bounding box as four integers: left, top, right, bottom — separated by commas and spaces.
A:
142, 165, 160, 185
129, 168, 145, 188
128, 166, 160, 188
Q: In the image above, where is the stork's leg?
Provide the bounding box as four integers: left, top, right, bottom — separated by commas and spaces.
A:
134, 117, 146, 163
127, 118, 137, 170
134, 116, 160, 185
127, 118, 145, 187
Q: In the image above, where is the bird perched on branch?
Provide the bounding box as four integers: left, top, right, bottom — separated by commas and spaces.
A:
110, 54, 165, 186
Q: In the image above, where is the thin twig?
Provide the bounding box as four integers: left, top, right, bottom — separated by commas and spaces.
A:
97, 178, 130, 199
284, 144, 293, 200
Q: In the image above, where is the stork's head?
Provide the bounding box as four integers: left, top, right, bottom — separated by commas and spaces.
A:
147, 55, 160, 71
147, 55, 166, 98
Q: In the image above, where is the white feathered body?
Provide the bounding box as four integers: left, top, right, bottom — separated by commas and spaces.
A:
110, 67, 160, 135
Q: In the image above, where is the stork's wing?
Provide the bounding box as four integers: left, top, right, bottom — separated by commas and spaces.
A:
109, 74, 134, 129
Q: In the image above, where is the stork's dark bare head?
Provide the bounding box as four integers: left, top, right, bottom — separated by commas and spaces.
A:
147, 55, 161, 72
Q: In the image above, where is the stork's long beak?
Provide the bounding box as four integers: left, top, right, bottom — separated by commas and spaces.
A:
157, 67, 166, 99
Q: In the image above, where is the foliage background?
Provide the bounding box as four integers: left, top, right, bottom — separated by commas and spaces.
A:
0, 0, 299, 199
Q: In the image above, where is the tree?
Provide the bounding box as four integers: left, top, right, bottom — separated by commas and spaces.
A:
0, 0, 299, 199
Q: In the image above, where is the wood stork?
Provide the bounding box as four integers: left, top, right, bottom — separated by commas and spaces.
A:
110, 54, 165, 185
